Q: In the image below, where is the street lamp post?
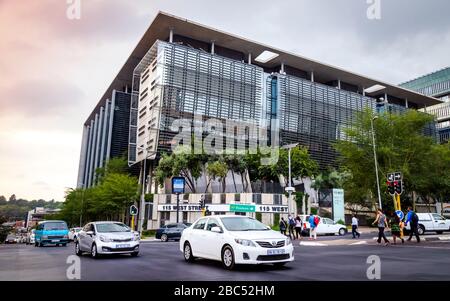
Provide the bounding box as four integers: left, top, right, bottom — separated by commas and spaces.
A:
370, 115, 382, 210
282, 143, 298, 214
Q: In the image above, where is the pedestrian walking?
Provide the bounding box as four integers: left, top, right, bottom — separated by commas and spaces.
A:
405, 207, 420, 243
372, 208, 390, 245
390, 215, 404, 244
294, 215, 303, 240
279, 217, 288, 236
288, 214, 296, 240
308, 213, 319, 240
351, 214, 361, 239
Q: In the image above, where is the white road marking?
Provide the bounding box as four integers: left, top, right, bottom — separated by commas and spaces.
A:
350, 241, 368, 245
300, 241, 328, 247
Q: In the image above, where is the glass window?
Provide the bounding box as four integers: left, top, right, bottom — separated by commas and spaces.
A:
432, 214, 444, 221
43, 222, 68, 231
193, 218, 207, 230
206, 218, 220, 231
167, 224, 177, 228
221, 217, 269, 231
96, 223, 130, 233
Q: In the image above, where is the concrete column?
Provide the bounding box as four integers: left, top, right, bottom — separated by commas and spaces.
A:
77, 125, 89, 188
362, 87, 366, 96
211, 40, 215, 54
280, 62, 285, 74
169, 27, 174, 43
106, 93, 116, 160
405, 98, 409, 108
93, 107, 104, 173
310, 71, 314, 82
87, 115, 98, 187
84, 123, 93, 187
337, 79, 341, 89
99, 101, 110, 168
248, 53, 252, 65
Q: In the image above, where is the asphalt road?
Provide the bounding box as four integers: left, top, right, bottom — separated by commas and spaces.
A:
1, 235, 450, 281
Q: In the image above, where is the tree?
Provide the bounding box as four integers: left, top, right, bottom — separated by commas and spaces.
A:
0, 196, 6, 206
205, 160, 228, 192
334, 109, 446, 211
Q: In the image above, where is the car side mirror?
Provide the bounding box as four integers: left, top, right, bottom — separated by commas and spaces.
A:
86, 231, 94, 236
211, 226, 222, 233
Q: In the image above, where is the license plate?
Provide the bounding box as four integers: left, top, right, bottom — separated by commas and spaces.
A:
116, 244, 130, 248
267, 249, 285, 255
51, 240, 59, 242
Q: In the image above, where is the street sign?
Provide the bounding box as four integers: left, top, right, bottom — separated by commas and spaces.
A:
171, 177, 185, 194
230, 204, 256, 213
394, 172, 402, 181
395, 210, 404, 220
130, 205, 138, 216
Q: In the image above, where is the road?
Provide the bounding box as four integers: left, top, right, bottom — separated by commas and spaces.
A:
1, 233, 450, 281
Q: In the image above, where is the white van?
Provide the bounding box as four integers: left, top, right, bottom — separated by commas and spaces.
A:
405, 213, 450, 235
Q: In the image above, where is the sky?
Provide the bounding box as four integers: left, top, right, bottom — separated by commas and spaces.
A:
0, 0, 449, 202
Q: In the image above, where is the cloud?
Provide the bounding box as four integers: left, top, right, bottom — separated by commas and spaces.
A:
0, 79, 85, 118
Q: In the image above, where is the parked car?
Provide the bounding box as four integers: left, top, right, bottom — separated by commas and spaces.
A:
405, 213, 450, 235
34, 220, 70, 247
180, 215, 294, 270
69, 227, 82, 242
299, 215, 347, 236
75, 221, 140, 258
156, 223, 191, 242
5, 234, 16, 244
25, 230, 35, 245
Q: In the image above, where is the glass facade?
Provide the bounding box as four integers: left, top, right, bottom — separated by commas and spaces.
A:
267, 74, 376, 168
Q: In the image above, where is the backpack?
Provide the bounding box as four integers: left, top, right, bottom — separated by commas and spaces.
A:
314, 216, 320, 225
411, 212, 419, 224
289, 218, 296, 226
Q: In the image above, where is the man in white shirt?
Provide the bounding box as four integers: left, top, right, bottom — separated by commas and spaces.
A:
352, 215, 361, 238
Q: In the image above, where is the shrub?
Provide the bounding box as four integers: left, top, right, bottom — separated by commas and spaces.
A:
141, 230, 156, 237
336, 219, 345, 225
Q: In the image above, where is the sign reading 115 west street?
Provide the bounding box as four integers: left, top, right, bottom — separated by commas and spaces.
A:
157, 204, 288, 213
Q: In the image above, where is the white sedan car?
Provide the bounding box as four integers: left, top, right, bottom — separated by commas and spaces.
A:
300, 215, 347, 236
75, 222, 140, 258
180, 215, 294, 270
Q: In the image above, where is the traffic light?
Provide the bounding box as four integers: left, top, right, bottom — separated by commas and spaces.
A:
387, 181, 395, 195
394, 181, 403, 195
199, 198, 205, 209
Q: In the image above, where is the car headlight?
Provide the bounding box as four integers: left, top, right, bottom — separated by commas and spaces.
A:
133, 234, 140, 241
286, 237, 292, 245
235, 239, 256, 247
99, 235, 111, 242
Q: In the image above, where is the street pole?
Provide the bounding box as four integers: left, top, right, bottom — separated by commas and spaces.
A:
80, 185, 84, 227
371, 116, 382, 210
176, 193, 180, 223
288, 147, 292, 214
139, 154, 147, 233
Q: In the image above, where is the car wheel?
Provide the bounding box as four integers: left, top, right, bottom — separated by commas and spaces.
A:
161, 234, 168, 242
436, 231, 443, 234
338, 228, 347, 236
131, 251, 139, 257
62, 243, 67, 247
273, 262, 287, 268
221, 246, 235, 270
91, 243, 99, 259
418, 225, 425, 235
75, 242, 82, 256
183, 242, 195, 262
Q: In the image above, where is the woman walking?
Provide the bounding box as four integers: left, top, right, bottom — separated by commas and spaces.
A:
279, 217, 288, 236
390, 215, 404, 244
372, 208, 390, 246
294, 216, 303, 240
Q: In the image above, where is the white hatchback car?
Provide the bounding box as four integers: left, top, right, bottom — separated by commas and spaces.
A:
180, 215, 294, 270
75, 222, 140, 258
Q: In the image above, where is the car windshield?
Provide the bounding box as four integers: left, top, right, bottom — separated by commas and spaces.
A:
43, 222, 68, 230
96, 223, 130, 233
221, 217, 269, 231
